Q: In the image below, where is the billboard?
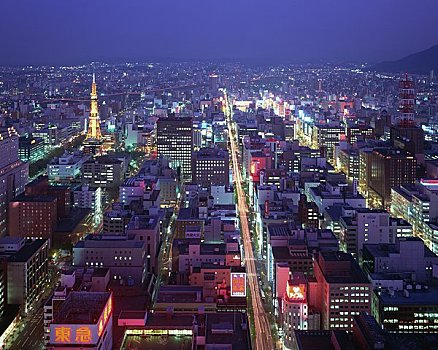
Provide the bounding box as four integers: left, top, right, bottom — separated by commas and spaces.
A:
50, 324, 100, 345
50, 295, 112, 345
231, 272, 247, 297
286, 283, 306, 302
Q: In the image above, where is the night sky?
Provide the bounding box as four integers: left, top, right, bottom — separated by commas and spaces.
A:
1, 0, 437, 65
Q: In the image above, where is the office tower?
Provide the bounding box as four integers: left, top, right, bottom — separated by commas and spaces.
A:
209, 74, 219, 92
391, 180, 438, 250
81, 156, 124, 189
313, 251, 371, 332
48, 152, 90, 183
156, 116, 193, 182
0, 238, 50, 314
362, 237, 438, 284
8, 195, 58, 240
18, 136, 45, 162
0, 127, 29, 237
340, 209, 393, 257
73, 234, 146, 284
311, 124, 345, 161
192, 147, 230, 188
298, 195, 319, 229
390, 124, 425, 163
368, 148, 417, 208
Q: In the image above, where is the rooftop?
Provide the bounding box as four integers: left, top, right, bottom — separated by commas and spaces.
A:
1, 239, 48, 263
378, 286, 438, 305
53, 291, 111, 325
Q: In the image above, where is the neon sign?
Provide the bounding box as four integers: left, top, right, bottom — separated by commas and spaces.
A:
50, 295, 113, 345
286, 283, 306, 302
52, 325, 95, 345
231, 273, 247, 297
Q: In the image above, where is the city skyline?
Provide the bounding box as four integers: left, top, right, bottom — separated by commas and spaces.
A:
1, 2, 438, 350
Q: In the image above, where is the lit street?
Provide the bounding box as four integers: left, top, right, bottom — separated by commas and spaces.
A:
224, 91, 274, 350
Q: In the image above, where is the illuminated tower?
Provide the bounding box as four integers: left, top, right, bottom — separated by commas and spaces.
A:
86, 74, 102, 140
398, 73, 415, 127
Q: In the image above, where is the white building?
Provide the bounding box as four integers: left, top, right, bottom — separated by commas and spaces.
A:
73, 185, 102, 226
48, 152, 90, 182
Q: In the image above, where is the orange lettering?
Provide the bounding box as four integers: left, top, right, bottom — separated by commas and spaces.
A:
55, 327, 71, 343
75, 326, 92, 343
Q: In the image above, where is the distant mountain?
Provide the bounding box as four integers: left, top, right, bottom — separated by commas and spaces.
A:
372, 44, 438, 75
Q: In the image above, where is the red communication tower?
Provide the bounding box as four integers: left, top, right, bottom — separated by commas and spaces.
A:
398, 73, 415, 127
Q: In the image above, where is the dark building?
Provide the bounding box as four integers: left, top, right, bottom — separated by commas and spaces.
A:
298, 195, 319, 229
390, 125, 425, 161
157, 116, 193, 182
368, 148, 416, 207
8, 195, 57, 240
372, 286, 438, 333
192, 147, 229, 188
373, 110, 391, 139
25, 177, 71, 218
352, 312, 385, 350
345, 124, 374, 144
18, 136, 45, 162
291, 330, 354, 350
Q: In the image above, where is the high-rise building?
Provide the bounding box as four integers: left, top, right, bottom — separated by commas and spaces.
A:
0, 238, 50, 314
8, 195, 58, 240
368, 148, 417, 208
18, 136, 45, 162
81, 156, 124, 189
192, 147, 230, 188
209, 74, 219, 92
0, 127, 29, 237
390, 125, 425, 163
156, 116, 193, 182
391, 180, 438, 251
312, 251, 371, 332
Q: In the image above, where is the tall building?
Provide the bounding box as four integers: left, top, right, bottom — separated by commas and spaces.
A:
156, 116, 193, 182
192, 147, 230, 188
18, 136, 45, 162
373, 286, 438, 333
312, 251, 371, 332
0, 238, 50, 314
48, 152, 90, 183
0, 127, 29, 237
81, 156, 124, 189
391, 180, 438, 250
368, 148, 417, 208
8, 195, 58, 240
390, 125, 425, 163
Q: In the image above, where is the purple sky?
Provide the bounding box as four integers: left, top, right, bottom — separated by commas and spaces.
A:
1, 0, 437, 65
